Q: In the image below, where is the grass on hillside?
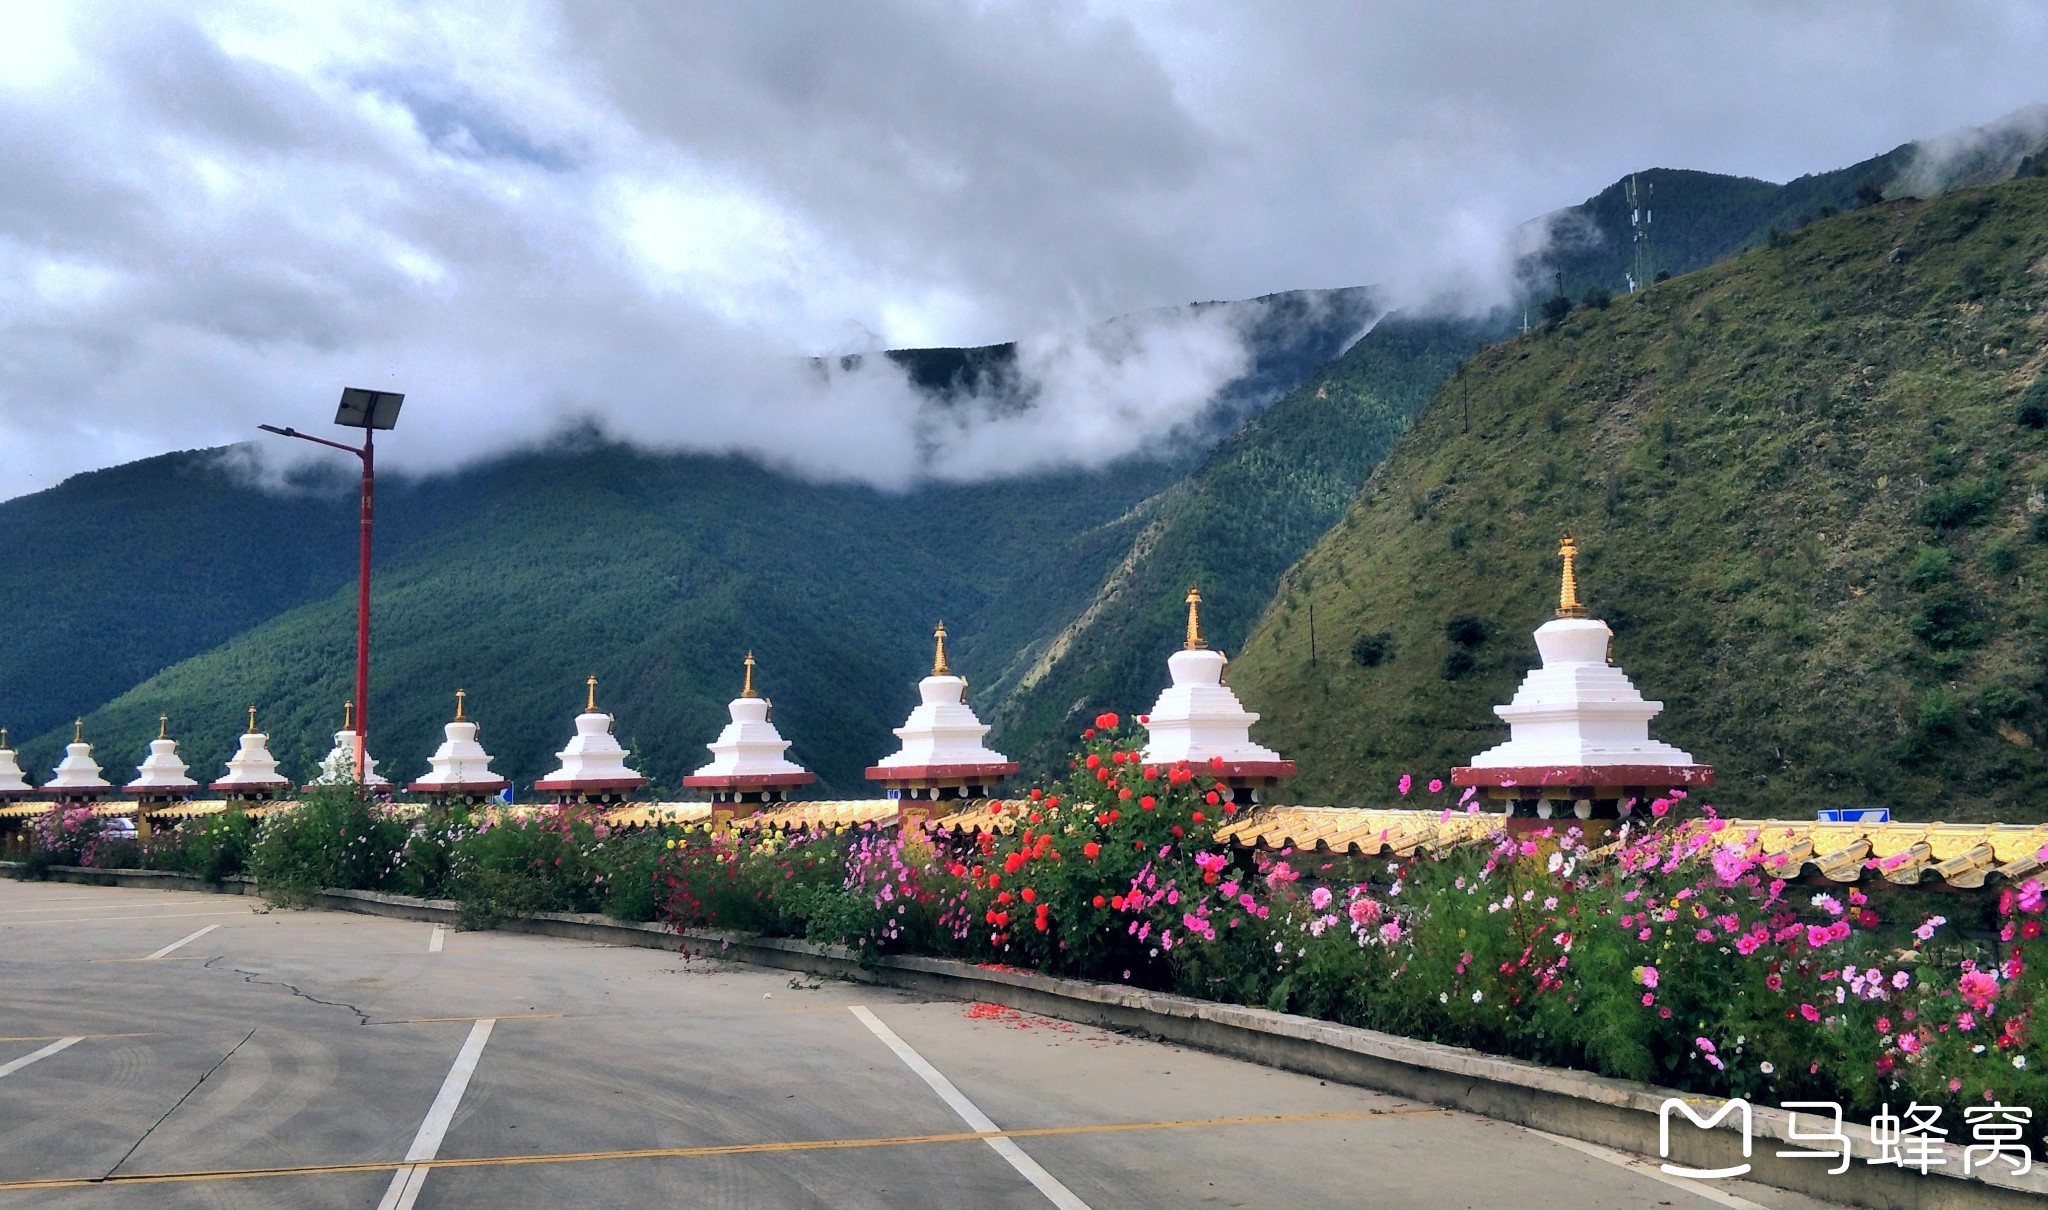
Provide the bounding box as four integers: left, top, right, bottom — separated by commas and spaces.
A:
1235, 178, 2048, 823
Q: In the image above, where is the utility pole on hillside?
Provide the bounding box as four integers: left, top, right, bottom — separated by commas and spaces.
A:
259, 388, 404, 785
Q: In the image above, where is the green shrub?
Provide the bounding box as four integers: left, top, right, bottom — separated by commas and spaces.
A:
1988, 538, 2019, 578
1445, 615, 1488, 647
1350, 631, 1395, 668
250, 782, 409, 906
1442, 648, 1477, 679
1919, 475, 2002, 529
1907, 544, 1954, 590
1908, 589, 1987, 649
149, 810, 256, 882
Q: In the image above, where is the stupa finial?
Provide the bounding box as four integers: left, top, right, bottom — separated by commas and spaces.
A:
1557, 535, 1587, 619
454, 689, 466, 722
586, 675, 598, 713
158, 713, 169, 740
247, 705, 259, 734
932, 622, 951, 676
741, 652, 758, 698
73, 718, 83, 743
1, 728, 9, 748
1184, 587, 1206, 650
343, 699, 354, 730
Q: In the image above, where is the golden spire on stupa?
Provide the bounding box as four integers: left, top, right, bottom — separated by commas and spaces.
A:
158, 713, 169, 740
1557, 535, 1588, 619
73, 719, 83, 743
741, 652, 759, 698
454, 689, 467, 721
247, 706, 259, 734
586, 675, 599, 712
932, 623, 951, 676
343, 699, 354, 730
1184, 587, 1207, 650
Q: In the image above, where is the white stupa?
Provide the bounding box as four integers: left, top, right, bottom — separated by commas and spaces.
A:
533, 677, 647, 798
44, 720, 113, 794
1464, 538, 1701, 773
1452, 537, 1712, 819
410, 690, 510, 796
0, 729, 31, 797
684, 654, 814, 802
866, 626, 1017, 797
210, 708, 291, 794
308, 703, 389, 788
125, 715, 199, 794
1139, 589, 1295, 782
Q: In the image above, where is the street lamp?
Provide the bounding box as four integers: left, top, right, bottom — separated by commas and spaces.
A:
259, 388, 404, 785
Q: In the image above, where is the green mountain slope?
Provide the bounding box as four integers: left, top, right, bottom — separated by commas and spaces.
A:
28, 445, 1181, 795
1230, 176, 2048, 823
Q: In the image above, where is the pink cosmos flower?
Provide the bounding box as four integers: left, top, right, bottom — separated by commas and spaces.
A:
1427, 779, 1444, 794
1959, 970, 2001, 1011
2019, 879, 2045, 914
1799, 1004, 1820, 1022
1766, 973, 1782, 991
1310, 886, 1333, 910
1639, 965, 1659, 989
1397, 774, 1412, 796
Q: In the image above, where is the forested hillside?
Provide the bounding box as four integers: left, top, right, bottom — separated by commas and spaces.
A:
1231, 177, 2048, 823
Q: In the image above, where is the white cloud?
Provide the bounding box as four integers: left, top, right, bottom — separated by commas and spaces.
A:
1, 1, 2046, 499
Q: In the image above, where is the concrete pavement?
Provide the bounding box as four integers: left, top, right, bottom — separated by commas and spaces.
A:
0, 878, 1846, 1208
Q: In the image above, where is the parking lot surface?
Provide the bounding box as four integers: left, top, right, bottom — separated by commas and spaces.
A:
0, 879, 1842, 1208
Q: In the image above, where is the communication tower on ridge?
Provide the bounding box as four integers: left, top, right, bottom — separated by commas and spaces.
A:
1624, 173, 1654, 292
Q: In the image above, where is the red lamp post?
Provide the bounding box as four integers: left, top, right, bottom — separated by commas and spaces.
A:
259, 388, 404, 785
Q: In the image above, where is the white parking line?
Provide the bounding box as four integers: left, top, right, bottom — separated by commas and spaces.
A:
428, 925, 445, 954
849, 1006, 1091, 1210
0, 1037, 82, 1079
1521, 1126, 1773, 1210
377, 1018, 496, 1210
146, 924, 219, 959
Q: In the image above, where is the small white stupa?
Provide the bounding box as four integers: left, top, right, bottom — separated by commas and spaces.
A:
1453, 536, 1712, 821
210, 707, 292, 796
533, 677, 648, 800
0, 728, 32, 797
410, 690, 510, 797
44, 719, 113, 795
125, 715, 199, 795
1139, 589, 1295, 790
308, 702, 389, 789
866, 626, 1018, 800
684, 654, 814, 805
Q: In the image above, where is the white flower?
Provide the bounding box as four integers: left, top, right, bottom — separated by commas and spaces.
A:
1547, 851, 1564, 874
1472, 990, 1484, 1003
2015, 1055, 2028, 1069
1439, 992, 1449, 1004
1759, 1061, 1775, 1074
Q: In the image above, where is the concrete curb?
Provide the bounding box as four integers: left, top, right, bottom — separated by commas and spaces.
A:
9, 862, 2042, 1208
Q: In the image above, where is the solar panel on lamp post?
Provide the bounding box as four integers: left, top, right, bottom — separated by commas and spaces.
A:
258, 388, 404, 786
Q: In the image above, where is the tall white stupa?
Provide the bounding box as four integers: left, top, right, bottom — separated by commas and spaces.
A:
0, 729, 32, 798
1139, 588, 1295, 799
44, 720, 114, 797
534, 677, 648, 802
307, 701, 389, 789
683, 654, 814, 810
210, 708, 292, 797
125, 715, 199, 795
866, 625, 1017, 803
1452, 536, 1712, 828
409, 690, 511, 799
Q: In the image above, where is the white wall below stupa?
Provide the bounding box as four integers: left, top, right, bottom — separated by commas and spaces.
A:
128, 738, 198, 792
215, 731, 288, 788
872, 675, 1011, 769
313, 730, 389, 787
539, 712, 642, 784
414, 720, 506, 788
694, 697, 807, 778
1140, 649, 1285, 766
46, 740, 111, 790
1467, 617, 1695, 768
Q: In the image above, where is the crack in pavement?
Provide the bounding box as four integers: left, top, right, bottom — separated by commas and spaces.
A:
103, 1027, 257, 1181
206, 957, 373, 1025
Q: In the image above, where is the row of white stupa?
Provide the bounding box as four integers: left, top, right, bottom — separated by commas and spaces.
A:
0, 547, 1709, 813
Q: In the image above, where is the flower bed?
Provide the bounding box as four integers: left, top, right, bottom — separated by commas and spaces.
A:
15, 719, 2043, 1124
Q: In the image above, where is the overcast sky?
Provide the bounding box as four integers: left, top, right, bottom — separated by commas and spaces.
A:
2, 1, 2045, 497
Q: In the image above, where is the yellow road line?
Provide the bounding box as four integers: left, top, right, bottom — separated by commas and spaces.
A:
366, 1014, 565, 1025
0, 1033, 158, 1043
0, 1107, 1445, 1192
